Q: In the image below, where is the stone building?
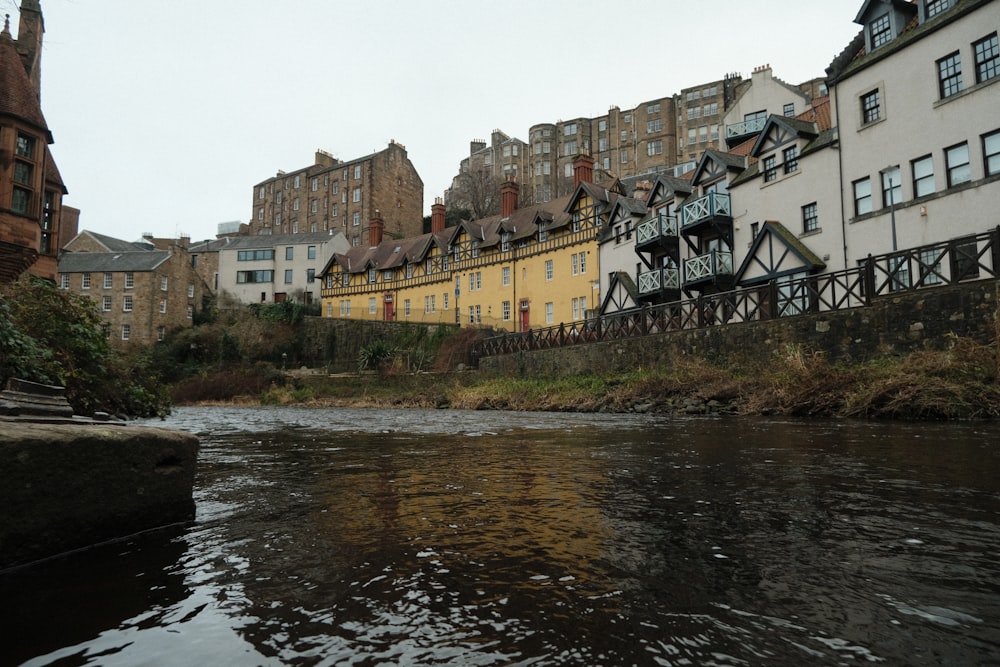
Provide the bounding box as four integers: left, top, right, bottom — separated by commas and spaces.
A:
58, 231, 209, 347
0, 3, 78, 283
249, 141, 423, 249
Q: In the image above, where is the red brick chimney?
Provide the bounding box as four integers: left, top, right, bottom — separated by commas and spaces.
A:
501, 181, 519, 218
431, 197, 446, 233
369, 211, 384, 247
573, 154, 595, 187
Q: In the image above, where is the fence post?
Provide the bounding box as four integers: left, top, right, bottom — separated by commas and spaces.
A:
863, 254, 875, 306
992, 226, 1000, 276
768, 279, 778, 320
696, 294, 705, 328
641, 304, 649, 337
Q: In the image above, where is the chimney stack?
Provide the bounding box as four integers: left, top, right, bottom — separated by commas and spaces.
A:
573, 154, 595, 188
369, 210, 384, 247
431, 197, 446, 233
500, 181, 519, 218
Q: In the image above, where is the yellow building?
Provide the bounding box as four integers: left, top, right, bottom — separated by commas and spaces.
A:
320, 156, 625, 332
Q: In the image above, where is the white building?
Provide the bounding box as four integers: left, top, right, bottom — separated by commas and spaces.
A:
217, 231, 350, 305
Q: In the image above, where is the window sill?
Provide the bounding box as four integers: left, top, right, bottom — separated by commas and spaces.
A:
933, 75, 999, 109
800, 228, 823, 238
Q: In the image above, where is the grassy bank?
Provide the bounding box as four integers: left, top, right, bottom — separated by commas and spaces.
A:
176, 337, 1000, 420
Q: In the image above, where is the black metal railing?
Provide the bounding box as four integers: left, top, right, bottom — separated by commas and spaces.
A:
474, 228, 1000, 359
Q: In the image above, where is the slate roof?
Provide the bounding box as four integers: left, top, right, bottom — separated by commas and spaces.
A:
59, 250, 170, 273
0, 17, 50, 138
83, 231, 154, 253
222, 231, 344, 249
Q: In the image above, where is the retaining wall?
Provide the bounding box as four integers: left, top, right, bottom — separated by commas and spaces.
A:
478, 281, 999, 377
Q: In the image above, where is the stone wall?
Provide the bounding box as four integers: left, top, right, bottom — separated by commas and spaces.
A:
0, 421, 198, 569
300, 317, 460, 373
478, 280, 999, 377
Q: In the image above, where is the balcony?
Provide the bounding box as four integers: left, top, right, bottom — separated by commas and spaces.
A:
637, 267, 680, 302
635, 214, 679, 253
681, 192, 732, 237
683, 250, 734, 290
725, 117, 766, 146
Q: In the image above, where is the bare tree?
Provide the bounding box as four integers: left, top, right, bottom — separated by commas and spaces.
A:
450, 169, 501, 220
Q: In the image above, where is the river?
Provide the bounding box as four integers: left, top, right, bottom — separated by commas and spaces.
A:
2, 407, 999, 666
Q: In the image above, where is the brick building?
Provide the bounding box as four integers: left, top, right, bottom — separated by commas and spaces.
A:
0, 3, 78, 283
249, 141, 423, 249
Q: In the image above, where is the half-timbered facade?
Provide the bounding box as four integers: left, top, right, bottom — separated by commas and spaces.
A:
321, 157, 619, 332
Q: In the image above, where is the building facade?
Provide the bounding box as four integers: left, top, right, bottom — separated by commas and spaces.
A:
58, 231, 209, 347
217, 231, 350, 306
0, 4, 77, 283
250, 141, 423, 249
322, 157, 616, 332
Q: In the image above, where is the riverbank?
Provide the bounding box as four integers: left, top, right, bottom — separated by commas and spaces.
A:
177, 337, 1000, 420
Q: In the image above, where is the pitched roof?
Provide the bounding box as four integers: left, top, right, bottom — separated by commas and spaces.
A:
58, 250, 171, 273
0, 17, 50, 139
222, 231, 344, 249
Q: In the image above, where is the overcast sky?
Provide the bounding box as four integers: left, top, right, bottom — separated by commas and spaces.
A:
11, 0, 863, 243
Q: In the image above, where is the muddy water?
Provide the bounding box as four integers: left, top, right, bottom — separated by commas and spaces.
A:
3, 407, 999, 666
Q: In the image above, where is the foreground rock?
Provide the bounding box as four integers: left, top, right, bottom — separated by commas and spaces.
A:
0, 419, 198, 569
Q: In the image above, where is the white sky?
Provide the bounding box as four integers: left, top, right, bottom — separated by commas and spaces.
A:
12, 0, 863, 243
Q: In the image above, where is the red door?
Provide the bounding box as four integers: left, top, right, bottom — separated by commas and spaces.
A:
519, 300, 530, 332
384, 294, 394, 321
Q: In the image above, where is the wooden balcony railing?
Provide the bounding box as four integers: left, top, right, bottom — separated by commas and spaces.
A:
681, 192, 731, 229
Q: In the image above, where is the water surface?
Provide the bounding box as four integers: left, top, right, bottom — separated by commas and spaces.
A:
3, 407, 999, 665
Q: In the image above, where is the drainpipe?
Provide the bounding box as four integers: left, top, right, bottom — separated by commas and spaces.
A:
832, 80, 849, 270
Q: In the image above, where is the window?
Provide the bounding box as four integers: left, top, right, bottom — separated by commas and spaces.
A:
121, 324, 131, 341
368, 268, 377, 284
881, 166, 901, 207
15, 132, 35, 158
578, 252, 587, 274
160, 276, 169, 291
12, 186, 31, 213
711, 124, 719, 141
238, 249, 275, 261
284, 269, 293, 284
353, 212, 361, 226
102, 296, 112, 312
572, 298, 580, 321
125, 272, 134, 289
368, 297, 376, 314
646, 119, 663, 133
564, 123, 578, 135
912, 155, 935, 197
853, 177, 873, 216
687, 128, 697, 145
82, 273, 91, 289
502, 266, 511, 286
783, 146, 799, 174
306, 245, 316, 260
103, 273, 112, 289
545, 259, 553, 281
443, 293, 449, 310
620, 149, 628, 164
945, 142, 971, 187
647, 140, 663, 156
406, 263, 414, 279
564, 141, 578, 156
763, 156, 778, 182
687, 107, 701, 120
572, 253, 579, 275
293, 198, 300, 211
283, 246, 294, 261
802, 203, 819, 233
699, 125, 708, 143
159, 298, 167, 314
352, 187, 361, 203
703, 102, 719, 117
974, 33, 999, 84
937, 52, 963, 98
783, 103, 795, 117
919, 248, 945, 285
158, 326, 166, 342
982, 130, 1000, 176
870, 14, 892, 49
502, 301, 511, 321
123, 295, 133, 312
60, 274, 69, 289
861, 89, 881, 124
188, 284, 194, 298
545, 302, 554, 325
926, 0, 951, 18
647, 103, 660, 114
13, 161, 33, 185
236, 270, 274, 283
954, 237, 980, 280
354, 165, 362, 179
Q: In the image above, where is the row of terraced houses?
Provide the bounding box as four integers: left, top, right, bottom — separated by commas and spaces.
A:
319, 0, 999, 335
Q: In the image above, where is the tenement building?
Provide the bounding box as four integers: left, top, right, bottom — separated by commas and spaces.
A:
0, 3, 78, 282
58, 231, 210, 347
250, 141, 424, 249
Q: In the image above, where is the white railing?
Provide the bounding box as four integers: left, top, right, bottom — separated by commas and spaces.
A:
725, 117, 766, 139
683, 250, 734, 283
636, 214, 678, 246
638, 267, 680, 295
681, 192, 731, 228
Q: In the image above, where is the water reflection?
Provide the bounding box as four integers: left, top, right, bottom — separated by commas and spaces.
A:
4, 408, 999, 665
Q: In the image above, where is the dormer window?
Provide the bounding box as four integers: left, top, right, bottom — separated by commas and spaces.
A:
870, 14, 892, 49
925, 0, 952, 19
